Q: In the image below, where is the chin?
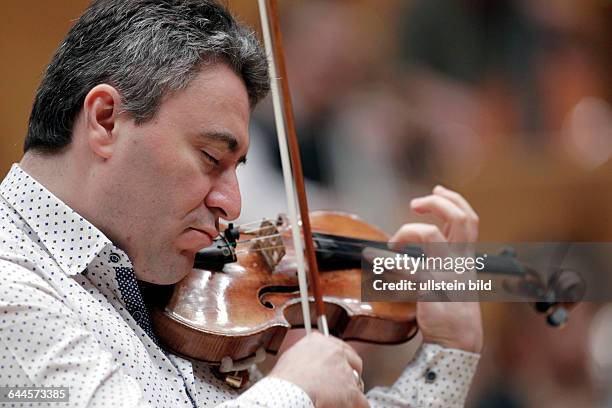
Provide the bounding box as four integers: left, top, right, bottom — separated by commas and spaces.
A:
175, 252, 198, 281
163, 255, 194, 285
138, 252, 194, 285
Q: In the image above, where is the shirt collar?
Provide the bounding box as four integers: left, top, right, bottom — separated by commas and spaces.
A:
0, 163, 112, 275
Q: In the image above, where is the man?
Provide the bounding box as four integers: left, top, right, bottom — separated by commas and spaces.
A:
0, 1, 482, 407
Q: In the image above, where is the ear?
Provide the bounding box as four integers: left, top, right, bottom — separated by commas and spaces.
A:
83, 84, 123, 159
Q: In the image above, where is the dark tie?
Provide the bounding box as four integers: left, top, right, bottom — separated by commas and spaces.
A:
114, 266, 160, 346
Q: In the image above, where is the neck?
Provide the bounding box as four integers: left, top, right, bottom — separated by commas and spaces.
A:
20, 148, 97, 227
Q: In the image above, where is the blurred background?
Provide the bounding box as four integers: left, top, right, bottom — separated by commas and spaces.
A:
1, 0, 611, 406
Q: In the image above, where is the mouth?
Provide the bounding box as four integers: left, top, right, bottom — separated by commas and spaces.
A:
177, 226, 218, 253
192, 225, 219, 238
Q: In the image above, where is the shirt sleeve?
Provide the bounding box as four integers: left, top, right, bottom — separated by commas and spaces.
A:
367, 343, 480, 408
0, 260, 150, 408
217, 377, 314, 408
216, 344, 477, 408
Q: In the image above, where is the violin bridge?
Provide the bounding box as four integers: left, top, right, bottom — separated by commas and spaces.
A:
251, 219, 285, 272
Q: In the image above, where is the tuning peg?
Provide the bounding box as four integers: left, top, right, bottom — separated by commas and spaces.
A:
536, 301, 554, 313
547, 307, 569, 327
549, 268, 585, 303
534, 290, 556, 313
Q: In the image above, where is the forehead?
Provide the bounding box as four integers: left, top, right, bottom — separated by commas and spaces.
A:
155, 63, 251, 150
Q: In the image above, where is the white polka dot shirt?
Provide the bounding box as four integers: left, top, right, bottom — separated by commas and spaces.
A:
0, 164, 479, 407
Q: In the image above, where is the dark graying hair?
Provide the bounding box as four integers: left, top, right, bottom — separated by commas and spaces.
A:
25, 0, 270, 153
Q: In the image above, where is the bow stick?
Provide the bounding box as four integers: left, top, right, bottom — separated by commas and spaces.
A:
257, 0, 329, 336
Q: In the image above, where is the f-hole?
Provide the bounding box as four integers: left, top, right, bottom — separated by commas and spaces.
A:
258, 285, 300, 309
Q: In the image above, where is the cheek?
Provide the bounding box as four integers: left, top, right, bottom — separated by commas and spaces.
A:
152, 146, 212, 212
121, 129, 211, 216
180, 177, 213, 213
142, 135, 194, 182
118, 140, 184, 209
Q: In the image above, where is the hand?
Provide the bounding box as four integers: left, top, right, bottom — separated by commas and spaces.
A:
390, 185, 483, 353
269, 331, 369, 408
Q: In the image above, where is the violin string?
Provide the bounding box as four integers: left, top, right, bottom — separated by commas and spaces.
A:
235, 235, 350, 249
240, 228, 270, 235
230, 246, 512, 280
235, 218, 272, 228
238, 224, 281, 235
233, 246, 391, 262
235, 235, 391, 252
233, 246, 359, 255
237, 226, 273, 235
235, 233, 284, 245
234, 245, 285, 255
231, 218, 274, 232
234, 231, 388, 248
234, 243, 390, 257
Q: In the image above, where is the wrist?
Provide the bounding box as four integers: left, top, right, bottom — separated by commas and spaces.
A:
423, 330, 483, 353
268, 372, 316, 405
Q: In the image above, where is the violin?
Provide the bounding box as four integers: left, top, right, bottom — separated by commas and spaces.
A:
149, 211, 418, 369
146, 210, 582, 387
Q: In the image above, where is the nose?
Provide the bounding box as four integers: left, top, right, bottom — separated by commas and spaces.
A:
205, 169, 241, 221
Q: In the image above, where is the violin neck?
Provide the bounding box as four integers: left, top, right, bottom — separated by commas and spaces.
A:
312, 232, 526, 277
194, 232, 527, 278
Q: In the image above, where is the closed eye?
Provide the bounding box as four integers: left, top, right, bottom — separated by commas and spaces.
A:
201, 150, 220, 166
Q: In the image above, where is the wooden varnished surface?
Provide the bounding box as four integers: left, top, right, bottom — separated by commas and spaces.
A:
151, 211, 417, 364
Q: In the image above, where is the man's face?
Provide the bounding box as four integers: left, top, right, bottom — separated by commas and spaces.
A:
99, 63, 250, 284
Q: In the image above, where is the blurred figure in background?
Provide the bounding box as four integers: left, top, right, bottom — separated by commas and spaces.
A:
237, 1, 407, 230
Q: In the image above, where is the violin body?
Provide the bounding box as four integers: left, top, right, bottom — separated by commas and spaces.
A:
149, 211, 417, 365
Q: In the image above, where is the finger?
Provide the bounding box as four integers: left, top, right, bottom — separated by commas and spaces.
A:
410, 195, 473, 242
411, 194, 466, 224
303, 330, 324, 341
343, 345, 363, 375
389, 223, 452, 262
353, 389, 370, 407
389, 223, 446, 247
362, 246, 396, 263
433, 185, 479, 222
327, 336, 363, 374
319, 335, 364, 374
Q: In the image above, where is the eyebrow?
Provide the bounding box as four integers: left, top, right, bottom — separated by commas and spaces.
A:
199, 131, 247, 165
